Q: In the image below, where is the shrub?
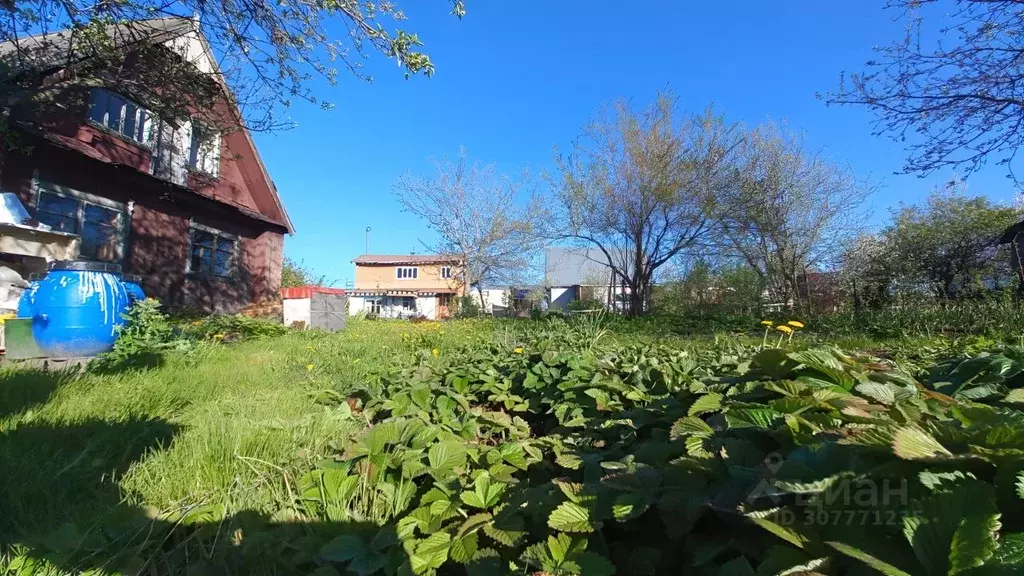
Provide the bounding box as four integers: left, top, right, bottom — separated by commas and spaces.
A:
180, 313, 288, 342
455, 295, 482, 318
91, 299, 186, 371
566, 297, 604, 312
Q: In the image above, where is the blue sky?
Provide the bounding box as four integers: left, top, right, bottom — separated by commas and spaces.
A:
252, 0, 1017, 286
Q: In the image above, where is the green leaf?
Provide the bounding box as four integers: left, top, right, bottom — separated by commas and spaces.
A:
547, 533, 575, 563
577, 552, 615, 576
670, 416, 714, 439
497, 442, 528, 470
319, 534, 365, 563
410, 532, 451, 575
349, 551, 387, 576
892, 426, 953, 461
855, 382, 897, 405
1017, 472, 1024, 500
449, 532, 479, 564
427, 441, 467, 472
724, 407, 783, 429
549, 501, 597, 533
364, 421, 401, 454
483, 521, 525, 546
788, 349, 857, 390
1005, 389, 1024, 403
460, 472, 506, 509
612, 492, 648, 522
688, 393, 723, 416
902, 480, 1001, 575
457, 512, 493, 538
555, 480, 595, 504
825, 541, 913, 576
749, 515, 812, 550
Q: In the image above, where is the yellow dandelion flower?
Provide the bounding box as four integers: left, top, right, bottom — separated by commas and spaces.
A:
432, 348, 440, 357
514, 347, 524, 353
775, 325, 793, 334
760, 320, 773, 326
305, 363, 314, 371
213, 333, 225, 340
787, 321, 805, 329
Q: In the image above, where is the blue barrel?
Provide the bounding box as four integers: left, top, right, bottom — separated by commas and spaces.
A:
122, 274, 146, 304
32, 261, 130, 357
17, 272, 45, 318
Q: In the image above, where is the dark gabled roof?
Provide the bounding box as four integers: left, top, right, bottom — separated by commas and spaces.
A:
352, 254, 463, 265
0, 17, 194, 77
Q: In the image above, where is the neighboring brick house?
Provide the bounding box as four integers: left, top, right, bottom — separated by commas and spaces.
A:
0, 18, 293, 312
348, 255, 465, 319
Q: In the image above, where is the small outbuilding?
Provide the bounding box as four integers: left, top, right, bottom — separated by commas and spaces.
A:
281, 286, 347, 331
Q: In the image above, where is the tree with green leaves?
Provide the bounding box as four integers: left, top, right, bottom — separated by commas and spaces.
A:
281, 257, 328, 288
881, 184, 1022, 299
1, 0, 465, 137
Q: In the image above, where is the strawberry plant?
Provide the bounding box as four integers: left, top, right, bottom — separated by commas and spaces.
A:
287, 334, 1024, 575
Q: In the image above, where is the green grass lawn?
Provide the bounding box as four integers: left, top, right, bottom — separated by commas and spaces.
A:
1, 315, 1015, 574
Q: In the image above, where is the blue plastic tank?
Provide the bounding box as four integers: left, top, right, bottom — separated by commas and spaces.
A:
122, 274, 146, 304
17, 272, 45, 318
32, 261, 130, 357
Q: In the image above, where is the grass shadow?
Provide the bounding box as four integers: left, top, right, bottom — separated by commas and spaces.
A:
86, 350, 168, 375
0, 367, 79, 420
0, 417, 180, 551
0, 415, 415, 574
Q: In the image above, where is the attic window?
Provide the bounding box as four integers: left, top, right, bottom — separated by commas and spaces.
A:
88, 88, 151, 144
397, 267, 418, 280
188, 122, 221, 176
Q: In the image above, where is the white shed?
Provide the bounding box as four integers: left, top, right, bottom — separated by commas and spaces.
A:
281, 286, 348, 331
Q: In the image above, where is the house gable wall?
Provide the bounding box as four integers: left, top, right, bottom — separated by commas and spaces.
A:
0, 132, 283, 312
354, 263, 464, 293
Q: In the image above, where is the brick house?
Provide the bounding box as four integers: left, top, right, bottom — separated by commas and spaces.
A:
0, 18, 293, 312
348, 255, 465, 319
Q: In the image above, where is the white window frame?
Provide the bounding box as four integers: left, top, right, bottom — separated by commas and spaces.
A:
33, 179, 127, 263
188, 121, 221, 177
367, 298, 382, 315
186, 220, 237, 278
87, 88, 153, 145
396, 266, 419, 280
440, 266, 452, 279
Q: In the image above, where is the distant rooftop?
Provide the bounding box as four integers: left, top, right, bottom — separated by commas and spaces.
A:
352, 254, 462, 265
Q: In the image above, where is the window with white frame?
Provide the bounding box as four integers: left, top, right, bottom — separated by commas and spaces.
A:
368, 299, 382, 315
188, 122, 221, 176
188, 223, 236, 278
440, 266, 452, 279
87, 88, 151, 144
35, 184, 126, 262
396, 267, 418, 280
401, 297, 415, 310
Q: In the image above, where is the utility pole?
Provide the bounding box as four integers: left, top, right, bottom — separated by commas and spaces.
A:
364, 227, 371, 254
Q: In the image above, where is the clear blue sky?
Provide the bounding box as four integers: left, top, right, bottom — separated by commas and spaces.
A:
251, 0, 1017, 286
